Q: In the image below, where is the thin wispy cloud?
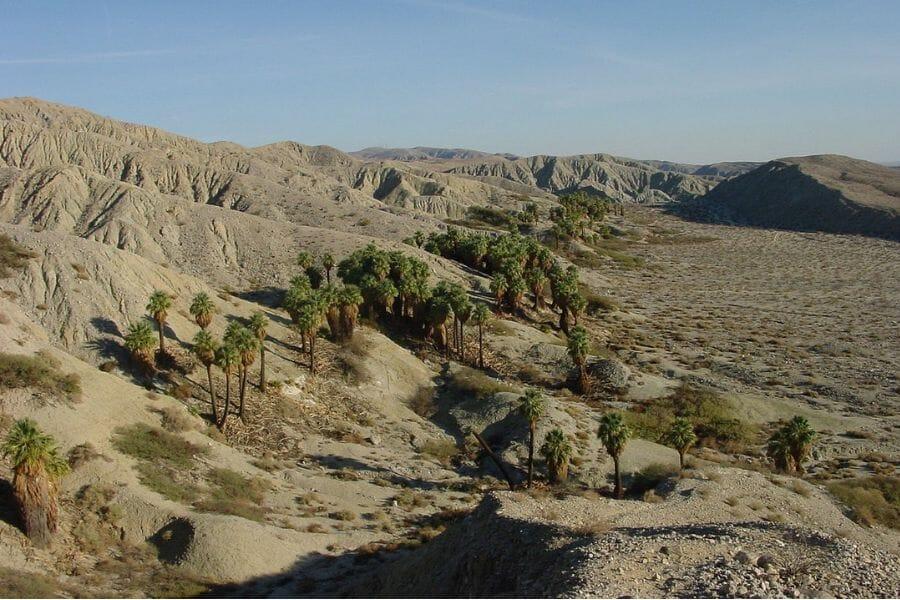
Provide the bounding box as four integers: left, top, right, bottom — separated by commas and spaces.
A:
0, 49, 175, 66
396, 0, 539, 25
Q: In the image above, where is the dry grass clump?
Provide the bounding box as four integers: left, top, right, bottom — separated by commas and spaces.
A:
0, 234, 36, 277
0, 351, 82, 400
409, 385, 437, 418
67, 442, 104, 469
195, 468, 271, 522
393, 489, 429, 510
158, 405, 195, 432
572, 520, 611, 537
446, 366, 516, 399
0, 566, 61, 597
420, 438, 459, 464
330, 509, 357, 521
828, 476, 899, 529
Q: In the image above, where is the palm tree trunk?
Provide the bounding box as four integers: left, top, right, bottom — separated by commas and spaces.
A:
614, 456, 623, 499
527, 422, 535, 488
220, 370, 231, 430
478, 324, 484, 368
678, 450, 685, 472
157, 318, 166, 354
309, 334, 316, 374
459, 323, 465, 363
238, 365, 247, 422
471, 431, 515, 491
206, 364, 218, 423
15, 464, 54, 548
259, 345, 266, 392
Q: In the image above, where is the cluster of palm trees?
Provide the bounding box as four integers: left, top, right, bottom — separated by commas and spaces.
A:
766, 416, 816, 474
549, 191, 612, 247
123, 289, 268, 431
324, 244, 493, 364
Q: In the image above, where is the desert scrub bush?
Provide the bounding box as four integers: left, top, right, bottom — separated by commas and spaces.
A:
409, 385, 437, 418
628, 463, 678, 498
828, 476, 899, 529
624, 382, 754, 451
112, 423, 206, 468
393, 489, 428, 509
464, 205, 516, 228
67, 442, 104, 469
446, 366, 516, 399
0, 566, 61, 597
158, 405, 194, 432
421, 438, 459, 464
0, 351, 81, 400
330, 509, 357, 521
73, 483, 125, 554
195, 468, 271, 521
0, 234, 36, 277
135, 462, 202, 503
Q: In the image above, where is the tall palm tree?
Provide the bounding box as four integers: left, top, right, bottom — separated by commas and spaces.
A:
540, 429, 572, 484
783, 416, 816, 475
598, 412, 630, 498
1, 419, 69, 548
296, 301, 323, 373
472, 303, 490, 368
662, 417, 697, 472
124, 320, 157, 370
225, 322, 257, 421
192, 330, 219, 423
336, 285, 363, 341
249, 312, 269, 392
189, 292, 215, 329
146, 290, 173, 355
567, 325, 590, 394
321, 253, 335, 285
519, 389, 546, 487
766, 428, 792, 473
214, 343, 239, 431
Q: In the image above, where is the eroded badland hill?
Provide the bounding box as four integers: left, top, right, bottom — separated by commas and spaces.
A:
0, 98, 897, 598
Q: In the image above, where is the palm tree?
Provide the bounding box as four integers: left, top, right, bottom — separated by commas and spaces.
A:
146, 290, 173, 355
336, 285, 363, 341
598, 412, 630, 498
662, 417, 697, 472
189, 292, 215, 330
540, 429, 572, 484
1, 419, 69, 548
192, 330, 219, 423
214, 343, 239, 431
472, 303, 490, 368
124, 320, 157, 369
249, 312, 269, 392
296, 251, 313, 269
296, 301, 323, 373
225, 323, 257, 421
783, 416, 816, 475
766, 428, 792, 473
519, 389, 546, 487
321, 253, 335, 284
567, 325, 590, 393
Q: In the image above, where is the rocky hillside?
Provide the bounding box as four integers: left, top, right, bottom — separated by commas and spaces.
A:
679, 155, 900, 240
447, 153, 716, 202
351, 146, 519, 162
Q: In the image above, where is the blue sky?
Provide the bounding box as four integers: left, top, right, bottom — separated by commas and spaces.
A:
2, 0, 899, 163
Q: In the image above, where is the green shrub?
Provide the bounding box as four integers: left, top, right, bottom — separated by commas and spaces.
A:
0, 351, 81, 399
112, 423, 206, 468
421, 438, 459, 464
135, 462, 201, 503
624, 382, 753, 451
828, 476, 899, 529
